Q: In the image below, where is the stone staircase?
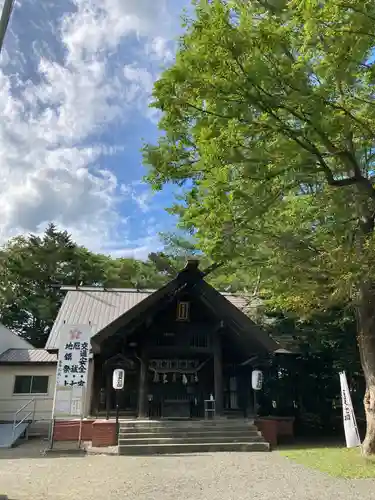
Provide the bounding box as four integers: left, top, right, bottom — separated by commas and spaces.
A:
118, 419, 270, 455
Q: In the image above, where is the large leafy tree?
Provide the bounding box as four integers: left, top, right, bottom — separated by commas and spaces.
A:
262, 307, 365, 435
144, 0, 375, 453
0, 224, 111, 346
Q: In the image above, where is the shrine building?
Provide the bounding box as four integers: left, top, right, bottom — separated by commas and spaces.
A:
45, 260, 284, 420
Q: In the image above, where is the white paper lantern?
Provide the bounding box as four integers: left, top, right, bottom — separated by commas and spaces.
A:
251, 370, 263, 391
112, 369, 125, 390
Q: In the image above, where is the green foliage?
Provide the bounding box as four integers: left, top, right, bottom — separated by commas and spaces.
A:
259, 307, 364, 431
267, 307, 361, 374
0, 224, 168, 346
143, 0, 375, 313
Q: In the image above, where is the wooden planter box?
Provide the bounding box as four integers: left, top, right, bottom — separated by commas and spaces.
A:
92, 420, 117, 447
53, 419, 117, 447
53, 419, 95, 441
255, 416, 295, 448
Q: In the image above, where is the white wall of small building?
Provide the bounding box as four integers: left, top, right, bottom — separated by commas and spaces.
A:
0, 361, 94, 422
0, 364, 55, 422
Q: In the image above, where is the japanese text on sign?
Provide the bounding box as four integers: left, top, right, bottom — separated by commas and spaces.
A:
53, 324, 92, 418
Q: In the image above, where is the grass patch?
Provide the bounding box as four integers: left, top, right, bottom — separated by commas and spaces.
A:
279, 445, 375, 478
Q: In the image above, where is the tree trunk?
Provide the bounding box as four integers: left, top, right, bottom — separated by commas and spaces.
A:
362, 386, 375, 455
356, 282, 375, 455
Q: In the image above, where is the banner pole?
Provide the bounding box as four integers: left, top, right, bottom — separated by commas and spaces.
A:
78, 386, 86, 449
49, 418, 55, 450
78, 416, 83, 449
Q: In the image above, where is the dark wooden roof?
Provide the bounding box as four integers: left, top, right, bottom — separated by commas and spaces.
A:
89, 263, 283, 355
193, 281, 279, 353
90, 279, 181, 351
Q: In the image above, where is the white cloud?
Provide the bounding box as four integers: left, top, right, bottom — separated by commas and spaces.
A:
145, 37, 176, 64
123, 64, 162, 122
121, 180, 154, 213
107, 229, 163, 260
0, 0, 182, 254
109, 240, 162, 260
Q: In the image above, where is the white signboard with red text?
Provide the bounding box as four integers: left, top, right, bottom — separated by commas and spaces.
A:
52, 324, 92, 419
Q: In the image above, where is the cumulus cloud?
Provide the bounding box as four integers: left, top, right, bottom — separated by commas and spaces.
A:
0, 0, 182, 255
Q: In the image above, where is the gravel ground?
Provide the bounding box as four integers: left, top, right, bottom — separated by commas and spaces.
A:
0, 440, 375, 500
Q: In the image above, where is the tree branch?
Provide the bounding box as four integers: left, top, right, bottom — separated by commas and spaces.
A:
184, 101, 251, 125
337, 3, 375, 23
323, 100, 375, 137
318, 164, 375, 200
229, 50, 342, 156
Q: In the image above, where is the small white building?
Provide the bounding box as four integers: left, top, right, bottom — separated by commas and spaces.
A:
0, 347, 57, 422
0, 324, 57, 445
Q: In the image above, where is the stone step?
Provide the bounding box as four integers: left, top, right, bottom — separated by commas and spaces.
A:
119, 418, 254, 425
119, 429, 261, 437
119, 421, 256, 430
118, 435, 266, 445
118, 429, 262, 439
119, 426, 260, 434
119, 420, 256, 425
118, 441, 270, 455
120, 418, 254, 424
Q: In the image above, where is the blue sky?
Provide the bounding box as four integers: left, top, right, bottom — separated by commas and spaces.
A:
0, 0, 191, 258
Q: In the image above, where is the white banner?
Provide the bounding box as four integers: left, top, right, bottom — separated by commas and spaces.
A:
52, 324, 92, 419
339, 371, 361, 448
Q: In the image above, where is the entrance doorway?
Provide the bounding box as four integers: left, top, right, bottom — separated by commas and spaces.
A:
109, 370, 138, 413
97, 355, 139, 416
224, 375, 239, 410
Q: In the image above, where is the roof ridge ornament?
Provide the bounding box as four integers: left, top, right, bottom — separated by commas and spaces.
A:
185, 258, 199, 270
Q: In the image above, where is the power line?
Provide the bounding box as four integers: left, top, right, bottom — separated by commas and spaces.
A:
0, 0, 15, 54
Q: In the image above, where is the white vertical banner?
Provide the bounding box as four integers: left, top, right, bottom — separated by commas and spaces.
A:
339, 371, 361, 448
52, 324, 92, 419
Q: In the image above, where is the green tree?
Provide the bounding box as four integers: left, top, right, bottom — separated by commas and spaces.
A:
0, 224, 112, 346
153, 231, 259, 292
104, 256, 167, 289
262, 307, 364, 434
144, 0, 375, 453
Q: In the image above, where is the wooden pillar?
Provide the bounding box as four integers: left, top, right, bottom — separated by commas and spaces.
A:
91, 356, 101, 416
105, 366, 111, 420
213, 331, 224, 416
137, 350, 148, 418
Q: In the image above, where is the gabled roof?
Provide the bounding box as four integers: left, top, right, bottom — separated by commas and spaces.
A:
45, 288, 154, 350
0, 348, 57, 364
45, 261, 282, 354
45, 286, 251, 351
193, 281, 278, 353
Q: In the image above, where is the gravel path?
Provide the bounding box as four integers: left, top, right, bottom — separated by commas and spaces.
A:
0, 441, 374, 500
